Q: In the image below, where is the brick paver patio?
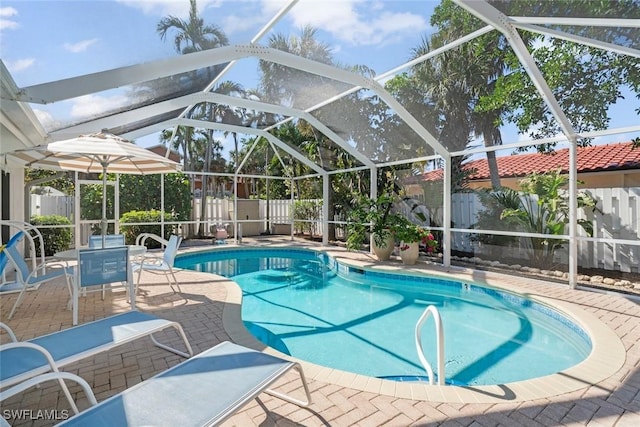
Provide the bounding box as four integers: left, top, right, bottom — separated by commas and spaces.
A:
1, 238, 639, 426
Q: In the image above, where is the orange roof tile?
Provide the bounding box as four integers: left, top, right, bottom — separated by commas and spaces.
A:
419, 142, 640, 182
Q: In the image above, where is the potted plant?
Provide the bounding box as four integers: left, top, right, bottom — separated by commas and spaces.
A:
396, 221, 438, 265
346, 193, 404, 260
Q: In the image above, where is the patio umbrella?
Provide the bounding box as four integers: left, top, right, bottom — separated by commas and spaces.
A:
5, 130, 182, 240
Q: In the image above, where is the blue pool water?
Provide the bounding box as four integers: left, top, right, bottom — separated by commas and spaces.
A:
176, 248, 592, 386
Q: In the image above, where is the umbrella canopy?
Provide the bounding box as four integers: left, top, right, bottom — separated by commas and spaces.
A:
5, 131, 182, 236
7, 131, 181, 175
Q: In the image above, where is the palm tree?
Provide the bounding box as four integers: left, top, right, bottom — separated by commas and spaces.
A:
190, 81, 245, 236
260, 26, 366, 240
260, 26, 334, 108
157, 0, 228, 54
157, 0, 231, 237
410, 9, 509, 189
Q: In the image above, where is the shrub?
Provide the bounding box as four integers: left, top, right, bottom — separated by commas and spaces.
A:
293, 200, 323, 236
120, 210, 178, 248
30, 215, 72, 256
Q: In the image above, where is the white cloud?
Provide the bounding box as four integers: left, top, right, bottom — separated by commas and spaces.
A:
0, 6, 19, 31
63, 38, 99, 53
0, 6, 17, 16
0, 18, 19, 31
285, 0, 429, 47
70, 94, 130, 118
33, 109, 59, 130
116, 0, 223, 17
220, 0, 286, 36
5, 58, 35, 73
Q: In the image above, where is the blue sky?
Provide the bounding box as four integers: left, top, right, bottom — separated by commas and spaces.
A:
1, 0, 637, 156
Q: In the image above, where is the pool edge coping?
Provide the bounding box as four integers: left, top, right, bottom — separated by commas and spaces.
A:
187, 244, 626, 404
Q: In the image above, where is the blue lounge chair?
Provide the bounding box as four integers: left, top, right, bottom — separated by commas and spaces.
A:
54, 341, 312, 426
0, 343, 89, 416
0, 311, 193, 392
0, 232, 25, 293
2, 231, 73, 319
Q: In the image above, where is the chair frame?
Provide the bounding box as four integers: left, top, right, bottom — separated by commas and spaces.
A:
0, 342, 85, 415
0, 311, 193, 388
132, 233, 182, 294
73, 247, 133, 325
0, 221, 47, 276
2, 232, 73, 319
88, 234, 125, 248
0, 232, 25, 292
0, 371, 97, 424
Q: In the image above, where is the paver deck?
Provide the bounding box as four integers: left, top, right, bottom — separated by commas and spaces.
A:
1, 237, 639, 426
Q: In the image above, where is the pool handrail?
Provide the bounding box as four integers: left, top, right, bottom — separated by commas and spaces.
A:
415, 304, 445, 386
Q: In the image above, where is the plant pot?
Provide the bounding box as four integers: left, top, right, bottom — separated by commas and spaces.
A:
371, 231, 395, 261
399, 241, 419, 265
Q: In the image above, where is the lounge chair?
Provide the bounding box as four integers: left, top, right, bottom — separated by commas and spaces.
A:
0, 343, 90, 416
132, 233, 182, 294
0, 232, 25, 293
2, 231, 73, 319
0, 310, 193, 391
53, 341, 312, 426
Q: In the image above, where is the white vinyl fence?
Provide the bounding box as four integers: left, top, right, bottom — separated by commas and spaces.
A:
441, 188, 640, 273
30, 194, 73, 217
32, 188, 640, 272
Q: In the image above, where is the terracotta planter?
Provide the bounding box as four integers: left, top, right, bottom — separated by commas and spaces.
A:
215, 229, 228, 240
399, 241, 419, 265
371, 231, 395, 261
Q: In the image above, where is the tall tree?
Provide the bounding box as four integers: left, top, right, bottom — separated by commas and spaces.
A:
157, 0, 231, 237
157, 0, 228, 54
259, 26, 339, 239
191, 81, 245, 236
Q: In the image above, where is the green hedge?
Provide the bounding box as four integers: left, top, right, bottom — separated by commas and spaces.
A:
120, 210, 178, 249
30, 215, 72, 256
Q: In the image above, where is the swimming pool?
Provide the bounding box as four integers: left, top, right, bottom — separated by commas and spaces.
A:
176, 248, 592, 386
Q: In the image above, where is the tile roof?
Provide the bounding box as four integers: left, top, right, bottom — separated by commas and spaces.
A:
420, 142, 640, 182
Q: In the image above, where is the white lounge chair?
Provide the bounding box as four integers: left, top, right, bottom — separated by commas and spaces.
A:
53, 341, 312, 426
0, 311, 193, 391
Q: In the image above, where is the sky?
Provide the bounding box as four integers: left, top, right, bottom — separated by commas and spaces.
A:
1, 0, 638, 159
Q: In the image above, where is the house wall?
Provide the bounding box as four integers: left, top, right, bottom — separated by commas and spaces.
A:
0, 164, 26, 244
465, 170, 640, 191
